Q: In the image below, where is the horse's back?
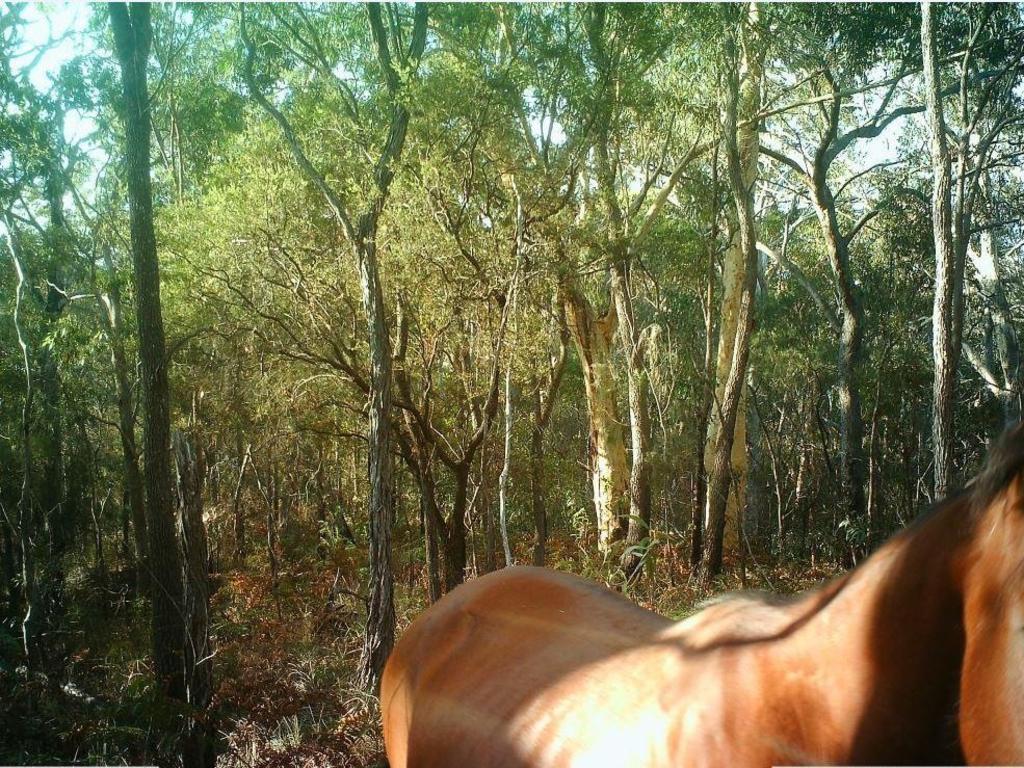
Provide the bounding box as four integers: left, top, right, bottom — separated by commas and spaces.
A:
381, 566, 672, 768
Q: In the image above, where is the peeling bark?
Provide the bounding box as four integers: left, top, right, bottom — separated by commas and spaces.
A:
562, 282, 629, 552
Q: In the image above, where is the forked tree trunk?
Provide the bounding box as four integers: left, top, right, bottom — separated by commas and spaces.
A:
562, 282, 628, 552
241, 3, 427, 692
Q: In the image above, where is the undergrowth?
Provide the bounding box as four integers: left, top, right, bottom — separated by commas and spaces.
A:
1, 507, 843, 767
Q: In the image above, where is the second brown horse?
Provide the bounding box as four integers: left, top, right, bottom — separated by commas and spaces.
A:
383, 426, 1024, 767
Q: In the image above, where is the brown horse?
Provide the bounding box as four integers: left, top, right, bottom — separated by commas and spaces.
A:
382, 425, 1024, 767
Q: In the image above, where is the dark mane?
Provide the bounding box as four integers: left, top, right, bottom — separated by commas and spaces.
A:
970, 422, 1024, 513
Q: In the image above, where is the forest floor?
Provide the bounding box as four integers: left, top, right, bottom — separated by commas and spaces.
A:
0, 526, 843, 767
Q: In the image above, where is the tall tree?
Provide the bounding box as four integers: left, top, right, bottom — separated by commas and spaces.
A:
109, 1, 187, 700
241, 2, 428, 690
922, 0, 958, 500
921, 3, 1024, 498
701, 6, 762, 581
701, 3, 763, 577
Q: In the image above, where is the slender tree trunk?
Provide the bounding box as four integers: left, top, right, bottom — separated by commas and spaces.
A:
232, 443, 251, 563
613, 262, 653, 583
1, 516, 17, 617
693, 146, 720, 569
6, 220, 38, 663
480, 441, 497, 573
867, 393, 883, 543
173, 431, 215, 768
442, 468, 470, 591
96, 249, 148, 587
110, 2, 187, 700
418, 465, 442, 603
41, 164, 69, 562
528, 330, 567, 567
87, 431, 108, 580
498, 366, 514, 567
356, 231, 396, 691
922, 0, 958, 500
241, 3, 428, 692
811, 188, 867, 530
530, 387, 548, 567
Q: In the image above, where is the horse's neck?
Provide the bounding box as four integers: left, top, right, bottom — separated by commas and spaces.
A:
768, 500, 971, 762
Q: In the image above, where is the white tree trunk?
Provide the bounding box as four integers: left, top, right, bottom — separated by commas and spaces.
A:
563, 284, 628, 552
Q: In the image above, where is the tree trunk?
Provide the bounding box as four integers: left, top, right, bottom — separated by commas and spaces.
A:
562, 282, 628, 552
419, 465, 443, 603
356, 233, 396, 692
922, 0, 958, 500
966, 220, 1022, 425
240, 3, 427, 692
173, 431, 215, 768
480, 441, 497, 573
811, 188, 867, 529
40, 159, 72, 565
701, 16, 761, 582
498, 366, 514, 567
1, 517, 17, 617
110, 2, 187, 700
5, 220, 39, 662
703, 4, 763, 574
232, 443, 250, 562
442, 468, 470, 592
96, 249, 148, 587
612, 261, 653, 582
530, 387, 548, 567
528, 329, 567, 567
693, 146, 720, 569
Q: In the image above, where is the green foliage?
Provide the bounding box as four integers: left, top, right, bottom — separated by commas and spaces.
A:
3, 3, 1024, 765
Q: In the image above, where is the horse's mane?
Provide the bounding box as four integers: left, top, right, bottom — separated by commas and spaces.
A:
970, 421, 1024, 515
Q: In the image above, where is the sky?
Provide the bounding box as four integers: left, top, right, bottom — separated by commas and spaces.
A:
11, 3, 103, 178
12, 3, 96, 143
